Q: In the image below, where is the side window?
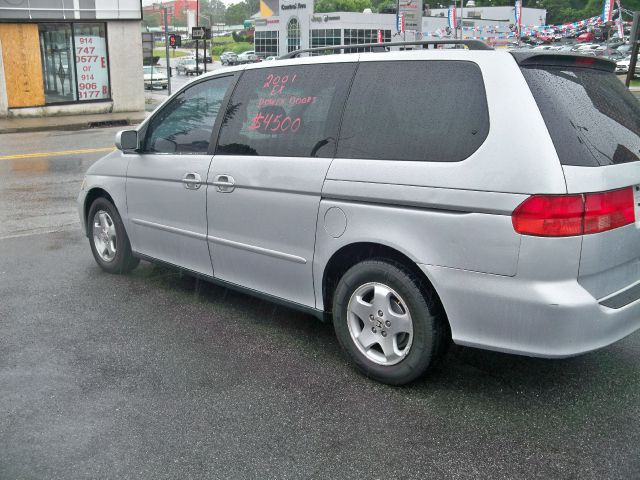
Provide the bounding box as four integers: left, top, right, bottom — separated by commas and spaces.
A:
144, 75, 232, 154
337, 61, 490, 162
215, 63, 356, 158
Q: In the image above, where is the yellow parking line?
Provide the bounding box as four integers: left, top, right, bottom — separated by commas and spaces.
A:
0, 147, 114, 161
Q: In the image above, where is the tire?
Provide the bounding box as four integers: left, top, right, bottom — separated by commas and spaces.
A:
332, 259, 444, 385
87, 197, 140, 274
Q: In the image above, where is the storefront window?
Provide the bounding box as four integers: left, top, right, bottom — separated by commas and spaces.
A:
39, 24, 77, 104
310, 29, 341, 55
73, 23, 110, 101
255, 30, 279, 58
38, 22, 110, 104
343, 29, 391, 53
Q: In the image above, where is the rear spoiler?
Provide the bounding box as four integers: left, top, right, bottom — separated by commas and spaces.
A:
510, 52, 616, 73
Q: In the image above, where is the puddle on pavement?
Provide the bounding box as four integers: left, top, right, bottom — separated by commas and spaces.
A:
5, 157, 86, 174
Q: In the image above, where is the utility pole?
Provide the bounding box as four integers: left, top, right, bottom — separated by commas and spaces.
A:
156, 3, 172, 96
202, 15, 213, 72
196, 0, 200, 75
459, 0, 464, 40
626, 12, 639, 87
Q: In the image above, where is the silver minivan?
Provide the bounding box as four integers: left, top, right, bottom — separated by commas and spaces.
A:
78, 43, 640, 385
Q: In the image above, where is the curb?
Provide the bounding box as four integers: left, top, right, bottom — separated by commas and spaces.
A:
0, 113, 148, 134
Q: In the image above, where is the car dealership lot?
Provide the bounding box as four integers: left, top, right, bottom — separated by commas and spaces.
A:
1, 128, 640, 479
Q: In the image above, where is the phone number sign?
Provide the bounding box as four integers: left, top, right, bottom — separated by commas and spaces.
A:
74, 35, 110, 101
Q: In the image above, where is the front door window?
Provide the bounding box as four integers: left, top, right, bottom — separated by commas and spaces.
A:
144, 76, 232, 154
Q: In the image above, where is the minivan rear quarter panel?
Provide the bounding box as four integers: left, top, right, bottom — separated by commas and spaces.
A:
318, 51, 566, 291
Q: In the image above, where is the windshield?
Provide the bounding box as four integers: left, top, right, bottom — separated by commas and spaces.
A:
521, 66, 640, 166
143, 67, 160, 75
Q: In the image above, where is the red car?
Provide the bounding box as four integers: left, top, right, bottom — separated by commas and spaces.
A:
577, 31, 595, 42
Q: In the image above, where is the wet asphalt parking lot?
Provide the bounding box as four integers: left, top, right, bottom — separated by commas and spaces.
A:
1, 127, 639, 479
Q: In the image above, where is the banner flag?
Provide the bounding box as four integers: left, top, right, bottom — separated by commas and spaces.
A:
602, 0, 614, 22
447, 6, 456, 29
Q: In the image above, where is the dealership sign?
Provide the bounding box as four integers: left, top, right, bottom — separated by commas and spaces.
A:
281, 1, 308, 10
398, 0, 423, 32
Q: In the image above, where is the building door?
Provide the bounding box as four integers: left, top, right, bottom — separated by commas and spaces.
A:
38, 23, 77, 104
287, 17, 300, 53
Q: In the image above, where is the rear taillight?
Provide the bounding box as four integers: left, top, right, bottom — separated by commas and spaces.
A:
575, 57, 595, 66
512, 187, 635, 237
583, 187, 635, 234
512, 194, 584, 237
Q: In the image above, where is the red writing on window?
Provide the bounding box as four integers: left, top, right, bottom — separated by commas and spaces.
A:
257, 95, 317, 107
74, 35, 109, 101
249, 111, 301, 133
263, 73, 297, 96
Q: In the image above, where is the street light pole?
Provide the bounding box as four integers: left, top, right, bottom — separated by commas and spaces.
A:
164, 6, 171, 95
201, 14, 214, 72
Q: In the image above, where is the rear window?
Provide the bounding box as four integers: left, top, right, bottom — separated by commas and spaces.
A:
521, 66, 640, 167
336, 61, 489, 162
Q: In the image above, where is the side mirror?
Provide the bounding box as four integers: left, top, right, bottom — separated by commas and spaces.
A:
115, 130, 139, 151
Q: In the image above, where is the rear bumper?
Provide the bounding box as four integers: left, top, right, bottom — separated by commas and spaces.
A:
144, 79, 168, 87
421, 264, 640, 358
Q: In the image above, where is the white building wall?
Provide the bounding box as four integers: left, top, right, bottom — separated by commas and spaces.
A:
107, 20, 145, 113
256, 6, 546, 54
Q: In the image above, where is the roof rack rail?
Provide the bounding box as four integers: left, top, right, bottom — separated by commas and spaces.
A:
278, 40, 493, 59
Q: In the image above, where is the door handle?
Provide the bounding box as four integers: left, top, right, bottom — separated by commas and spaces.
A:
212, 174, 236, 193
182, 172, 202, 190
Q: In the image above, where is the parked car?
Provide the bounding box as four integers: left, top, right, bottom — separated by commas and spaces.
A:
617, 44, 632, 55
607, 38, 625, 49
532, 45, 554, 51
615, 55, 640, 75
616, 57, 630, 74
237, 50, 259, 63
79, 46, 640, 386
143, 66, 168, 90
176, 58, 203, 76
575, 44, 601, 51
606, 51, 627, 63
221, 51, 239, 65
264, 56, 278, 61
577, 31, 595, 43
535, 33, 553, 43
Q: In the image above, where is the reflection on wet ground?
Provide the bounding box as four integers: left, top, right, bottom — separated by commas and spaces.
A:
2, 157, 86, 174
0, 126, 124, 239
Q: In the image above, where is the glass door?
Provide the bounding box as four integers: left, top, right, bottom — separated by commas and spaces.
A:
39, 24, 77, 103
